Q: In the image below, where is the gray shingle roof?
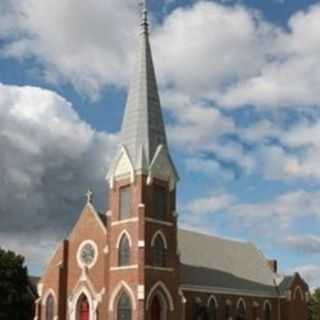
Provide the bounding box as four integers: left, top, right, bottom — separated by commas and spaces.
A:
178, 229, 279, 297
278, 276, 294, 295
119, 8, 167, 168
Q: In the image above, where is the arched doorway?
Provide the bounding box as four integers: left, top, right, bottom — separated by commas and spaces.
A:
150, 292, 167, 320
77, 294, 90, 320
151, 295, 162, 320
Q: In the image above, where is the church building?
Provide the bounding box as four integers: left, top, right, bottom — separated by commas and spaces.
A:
34, 3, 309, 320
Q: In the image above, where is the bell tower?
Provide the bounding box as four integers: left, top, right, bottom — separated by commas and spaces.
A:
106, 1, 181, 319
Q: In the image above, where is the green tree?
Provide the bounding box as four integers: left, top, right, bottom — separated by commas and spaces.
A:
0, 247, 34, 320
309, 288, 320, 320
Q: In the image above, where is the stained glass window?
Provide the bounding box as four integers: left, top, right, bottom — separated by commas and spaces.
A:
208, 298, 217, 320
45, 294, 54, 320
119, 234, 130, 266
153, 235, 166, 267
120, 186, 131, 220
264, 303, 271, 320
117, 292, 132, 320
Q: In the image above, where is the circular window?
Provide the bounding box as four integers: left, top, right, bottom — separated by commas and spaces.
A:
77, 240, 98, 269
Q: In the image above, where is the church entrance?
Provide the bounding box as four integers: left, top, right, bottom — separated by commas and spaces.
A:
151, 295, 162, 320
77, 294, 90, 320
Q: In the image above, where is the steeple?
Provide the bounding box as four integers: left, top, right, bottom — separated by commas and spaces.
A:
120, 0, 167, 166
107, 1, 178, 190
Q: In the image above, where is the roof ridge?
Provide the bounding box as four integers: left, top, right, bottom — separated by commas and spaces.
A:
179, 228, 250, 245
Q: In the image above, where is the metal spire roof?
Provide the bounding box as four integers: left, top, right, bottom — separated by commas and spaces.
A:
119, 1, 168, 169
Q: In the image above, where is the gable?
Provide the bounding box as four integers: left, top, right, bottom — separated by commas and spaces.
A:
149, 145, 179, 191
69, 204, 107, 242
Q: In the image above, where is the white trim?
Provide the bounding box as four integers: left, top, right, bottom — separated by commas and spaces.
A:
145, 265, 174, 272
145, 217, 174, 227
146, 281, 174, 311
293, 286, 304, 301
69, 287, 95, 320
112, 217, 138, 226
138, 285, 145, 300
116, 229, 132, 248
37, 282, 43, 297
264, 300, 272, 311
180, 285, 278, 298
106, 210, 112, 217
208, 295, 219, 308
236, 297, 246, 310
108, 281, 137, 311
151, 230, 168, 249
138, 240, 145, 248
138, 203, 145, 208
76, 240, 98, 269
108, 145, 135, 186
42, 288, 57, 307
110, 265, 138, 271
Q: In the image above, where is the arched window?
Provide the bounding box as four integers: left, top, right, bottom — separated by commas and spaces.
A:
153, 235, 167, 267
117, 291, 132, 320
77, 294, 90, 320
264, 302, 271, 320
45, 294, 54, 320
237, 300, 246, 320
294, 287, 304, 301
119, 186, 131, 220
208, 298, 217, 320
119, 234, 130, 266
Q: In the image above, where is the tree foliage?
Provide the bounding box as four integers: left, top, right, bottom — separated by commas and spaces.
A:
309, 288, 320, 320
0, 247, 34, 320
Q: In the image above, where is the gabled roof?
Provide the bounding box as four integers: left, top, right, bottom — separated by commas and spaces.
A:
278, 275, 294, 295
178, 229, 279, 297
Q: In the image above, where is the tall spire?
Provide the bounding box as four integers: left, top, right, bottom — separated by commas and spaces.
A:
107, 0, 178, 188
119, 0, 168, 168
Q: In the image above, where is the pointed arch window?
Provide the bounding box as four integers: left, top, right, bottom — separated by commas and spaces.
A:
119, 186, 132, 220
208, 298, 217, 320
264, 302, 271, 320
153, 234, 167, 267
119, 234, 130, 266
237, 300, 246, 320
45, 294, 54, 320
117, 291, 132, 320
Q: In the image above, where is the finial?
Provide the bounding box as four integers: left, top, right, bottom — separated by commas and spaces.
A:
86, 190, 93, 204
139, 0, 148, 32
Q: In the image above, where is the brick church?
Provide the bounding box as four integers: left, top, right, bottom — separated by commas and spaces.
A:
35, 3, 310, 320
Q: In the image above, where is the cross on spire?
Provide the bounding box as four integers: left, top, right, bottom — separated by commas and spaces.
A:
140, 0, 148, 32
86, 190, 93, 204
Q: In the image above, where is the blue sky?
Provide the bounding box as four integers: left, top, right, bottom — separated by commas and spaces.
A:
0, 0, 320, 288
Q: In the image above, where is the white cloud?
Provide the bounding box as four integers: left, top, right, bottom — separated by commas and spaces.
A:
0, 83, 117, 271
186, 192, 236, 216
0, 0, 138, 97
283, 235, 320, 255
154, 2, 274, 98
184, 189, 320, 247
1, 0, 320, 109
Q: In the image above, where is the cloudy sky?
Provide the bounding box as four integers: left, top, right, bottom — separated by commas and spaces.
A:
0, 0, 320, 288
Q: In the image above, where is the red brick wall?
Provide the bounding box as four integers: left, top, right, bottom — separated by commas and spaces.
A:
182, 290, 279, 320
